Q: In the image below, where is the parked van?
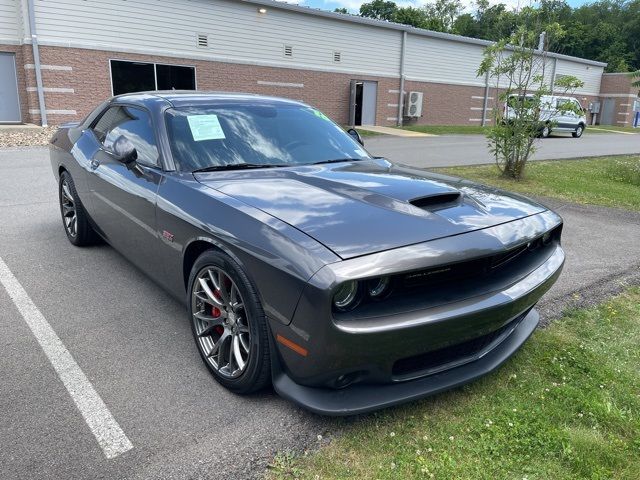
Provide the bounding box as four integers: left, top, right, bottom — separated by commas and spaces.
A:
505, 94, 587, 138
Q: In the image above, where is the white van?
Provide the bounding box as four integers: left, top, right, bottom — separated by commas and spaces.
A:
505, 94, 587, 138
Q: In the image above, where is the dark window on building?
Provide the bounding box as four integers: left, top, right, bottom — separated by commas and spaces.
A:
156, 64, 196, 90
110, 60, 155, 96
102, 106, 160, 167
110, 60, 196, 95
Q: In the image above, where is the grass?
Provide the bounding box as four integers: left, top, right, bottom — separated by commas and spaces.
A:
398, 125, 489, 135
267, 288, 640, 480
586, 126, 639, 134
438, 155, 640, 211
354, 128, 382, 137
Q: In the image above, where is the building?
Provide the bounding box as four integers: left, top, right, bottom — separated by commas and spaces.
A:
0, 0, 637, 127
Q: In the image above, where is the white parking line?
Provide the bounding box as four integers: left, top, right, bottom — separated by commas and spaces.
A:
0, 256, 133, 459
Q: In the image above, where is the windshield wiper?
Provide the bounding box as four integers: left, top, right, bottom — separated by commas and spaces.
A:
192, 163, 284, 173
310, 158, 363, 165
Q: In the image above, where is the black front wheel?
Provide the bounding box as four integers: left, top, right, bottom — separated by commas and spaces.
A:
188, 250, 271, 394
58, 171, 97, 246
572, 125, 584, 138
540, 125, 551, 138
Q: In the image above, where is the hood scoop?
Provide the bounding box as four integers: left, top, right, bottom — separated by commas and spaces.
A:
410, 192, 462, 211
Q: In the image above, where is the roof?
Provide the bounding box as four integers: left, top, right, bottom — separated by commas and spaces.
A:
239, 0, 607, 68
115, 91, 304, 107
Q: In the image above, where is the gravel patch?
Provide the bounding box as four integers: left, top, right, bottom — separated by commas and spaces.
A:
0, 126, 58, 148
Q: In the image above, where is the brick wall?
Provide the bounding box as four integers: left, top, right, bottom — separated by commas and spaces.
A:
16, 45, 403, 126
11, 44, 616, 127
599, 74, 639, 126
401, 80, 488, 126
17, 45, 489, 127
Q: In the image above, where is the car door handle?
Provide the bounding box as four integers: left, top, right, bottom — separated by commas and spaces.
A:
91, 159, 100, 169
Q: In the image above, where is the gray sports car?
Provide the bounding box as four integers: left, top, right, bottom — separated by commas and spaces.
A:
50, 92, 564, 415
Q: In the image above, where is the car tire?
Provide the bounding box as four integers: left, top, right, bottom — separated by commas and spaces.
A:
541, 125, 551, 138
58, 171, 98, 246
188, 249, 271, 394
572, 124, 584, 138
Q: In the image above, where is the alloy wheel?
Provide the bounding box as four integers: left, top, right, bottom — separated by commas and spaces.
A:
61, 179, 77, 237
191, 266, 251, 378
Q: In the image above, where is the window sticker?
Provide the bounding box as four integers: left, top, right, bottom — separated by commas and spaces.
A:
187, 114, 226, 141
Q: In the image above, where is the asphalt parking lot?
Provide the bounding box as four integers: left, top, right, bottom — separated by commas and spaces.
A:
1, 145, 639, 479
365, 131, 640, 167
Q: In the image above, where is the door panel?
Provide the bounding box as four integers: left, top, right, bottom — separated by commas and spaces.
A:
0, 53, 21, 123
86, 105, 164, 277
600, 99, 615, 125
361, 81, 378, 126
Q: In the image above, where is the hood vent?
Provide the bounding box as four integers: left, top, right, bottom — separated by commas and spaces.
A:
410, 192, 462, 210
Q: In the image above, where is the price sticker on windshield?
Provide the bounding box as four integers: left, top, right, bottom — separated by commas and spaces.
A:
187, 114, 226, 141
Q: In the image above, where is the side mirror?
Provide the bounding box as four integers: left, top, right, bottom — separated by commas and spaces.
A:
347, 128, 364, 147
112, 135, 138, 166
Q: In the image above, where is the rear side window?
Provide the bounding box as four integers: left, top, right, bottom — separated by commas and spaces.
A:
99, 106, 160, 167
92, 106, 123, 143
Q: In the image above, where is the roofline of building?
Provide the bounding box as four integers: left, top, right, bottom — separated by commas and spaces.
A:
240, 0, 608, 68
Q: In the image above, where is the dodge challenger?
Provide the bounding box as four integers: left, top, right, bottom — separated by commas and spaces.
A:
50, 92, 564, 415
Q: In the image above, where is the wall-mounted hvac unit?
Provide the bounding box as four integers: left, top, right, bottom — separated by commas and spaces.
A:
404, 91, 424, 118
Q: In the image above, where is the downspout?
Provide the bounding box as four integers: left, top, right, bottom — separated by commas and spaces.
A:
481, 69, 490, 127
26, 0, 47, 126
550, 57, 557, 94
396, 31, 407, 127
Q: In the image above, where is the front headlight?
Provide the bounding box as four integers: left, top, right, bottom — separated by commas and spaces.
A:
367, 276, 391, 299
333, 280, 360, 311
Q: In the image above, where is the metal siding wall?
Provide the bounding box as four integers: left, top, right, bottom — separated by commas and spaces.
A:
555, 58, 603, 95
404, 35, 486, 86
0, 0, 20, 41
31, 0, 401, 76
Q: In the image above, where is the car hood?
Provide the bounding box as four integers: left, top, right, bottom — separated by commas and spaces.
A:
195, 159, 546, 259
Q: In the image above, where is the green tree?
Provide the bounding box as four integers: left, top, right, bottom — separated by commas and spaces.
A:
478, 24, 583, 179
359, 0, 398, 21
394, 7, 429, 28
334, 7, 349, 14
423, 0, 463, 32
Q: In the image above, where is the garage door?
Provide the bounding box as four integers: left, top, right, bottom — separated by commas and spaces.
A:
0, 53, 21, 123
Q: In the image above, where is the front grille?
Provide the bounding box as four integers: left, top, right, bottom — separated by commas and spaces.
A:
392, 316, 522, 379
401, 236, 547, 291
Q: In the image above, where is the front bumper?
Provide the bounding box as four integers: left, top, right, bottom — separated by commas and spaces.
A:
268, 211, 564, 415
273, 308, 539, 416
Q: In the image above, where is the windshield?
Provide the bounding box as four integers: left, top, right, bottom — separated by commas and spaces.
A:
165, 103, 371, 172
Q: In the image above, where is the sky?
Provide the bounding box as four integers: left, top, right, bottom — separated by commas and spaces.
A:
293, 0, 591, 13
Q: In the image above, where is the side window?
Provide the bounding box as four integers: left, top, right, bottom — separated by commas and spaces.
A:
102, 106, 160, 167
91, 106, 120, 143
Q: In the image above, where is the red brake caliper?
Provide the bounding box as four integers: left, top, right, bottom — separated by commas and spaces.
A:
211, 292, 224, 335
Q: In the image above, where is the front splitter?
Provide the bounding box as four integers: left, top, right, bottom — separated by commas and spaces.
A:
272, 308, 539, 416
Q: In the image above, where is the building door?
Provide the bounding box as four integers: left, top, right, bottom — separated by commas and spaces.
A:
349, 80, 378, 126
600, 98, 615, 125
0, 53, 21, 123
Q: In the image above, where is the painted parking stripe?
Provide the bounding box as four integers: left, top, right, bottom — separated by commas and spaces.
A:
0, 256, 133, 459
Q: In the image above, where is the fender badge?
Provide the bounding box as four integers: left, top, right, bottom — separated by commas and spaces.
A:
162, 230, 174, 242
